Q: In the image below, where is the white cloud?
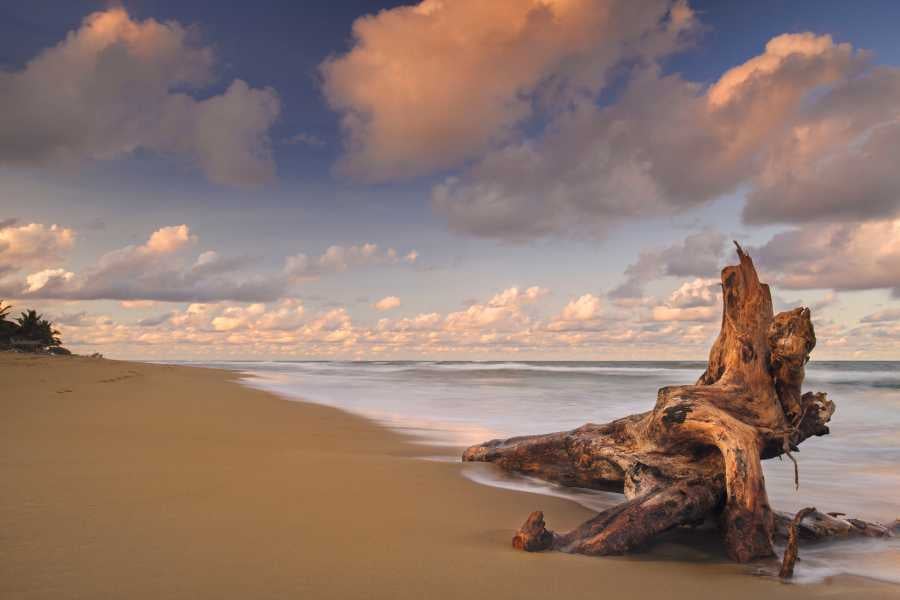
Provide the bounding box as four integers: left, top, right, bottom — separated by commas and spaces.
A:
0, 8, 280, 185
5, 224, 422, 303
560, 294, 602, 321
487, 285, 548, 307
120, 300, 157, 310
0, 222, 75, 271
651, 304, 718, 322
285, 243, 419, 279
144, 224, 194, 254
25, 268, 74, 293
53, 299, 355, 353
374, 296, 401, 311
667, 278, 720, 308
9, 224, 278, 302
464, 285, 547, 327
53, 273, 900, 359
647, 277, 721, 322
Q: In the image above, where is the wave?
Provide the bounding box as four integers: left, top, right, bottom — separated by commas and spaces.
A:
170, 359, 900, 392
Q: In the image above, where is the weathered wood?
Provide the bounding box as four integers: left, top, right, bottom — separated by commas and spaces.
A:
779, 507, 816, 578
774, 509, 896, 541
464, 245, 895, 564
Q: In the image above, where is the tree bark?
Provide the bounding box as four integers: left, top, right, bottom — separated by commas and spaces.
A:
463, 244, 895, 563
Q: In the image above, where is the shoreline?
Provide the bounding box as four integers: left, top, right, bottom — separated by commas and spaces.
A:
2, 353, 898, 599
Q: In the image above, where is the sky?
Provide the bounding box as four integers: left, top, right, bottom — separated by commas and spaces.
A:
1, 0, 899, 360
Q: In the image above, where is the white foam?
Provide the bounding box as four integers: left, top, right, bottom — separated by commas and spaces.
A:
461, 461, 621, 514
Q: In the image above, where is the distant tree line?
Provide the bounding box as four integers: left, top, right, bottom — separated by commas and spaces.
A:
0, 301, 69, 354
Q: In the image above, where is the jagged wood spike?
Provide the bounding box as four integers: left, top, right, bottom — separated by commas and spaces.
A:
779, 507, 816, 578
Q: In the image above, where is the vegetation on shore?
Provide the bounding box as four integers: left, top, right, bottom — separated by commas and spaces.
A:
0, 301, 69, 354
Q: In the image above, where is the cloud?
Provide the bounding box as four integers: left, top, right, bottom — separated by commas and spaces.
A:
25, 268, 75, 293
443, 286, 548, 331
651, 304, 718, 322
145, 224, 194, 253
741, 67, 900, 225
0, 8, 280, 186
641, 277, 720, 322
860, 308, 900, 323
321, 0, 695, 181
286, 132, 325, 147
29, 266, 897, 359
284, 243, 418, 279
666, 278, 720, 308
12, 224, 288, 302
120, 300, 157, 310
51, 311, 91, 327
6, 224, 422, 303
609, 229, 726, 299
706, 32, 854, 107
559, 294, 602, 321
543, 293, 605, 332
756, 218, 900, 295
374, 296, 401, 311
137, 312, 174, 327
53, 299, 356, 352
432, 31, 900, 239
0, 222, 75, 274
62, 263, 898, 359
370, 285, 554, 348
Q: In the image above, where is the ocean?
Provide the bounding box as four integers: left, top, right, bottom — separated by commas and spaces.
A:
182, 360, 899, 584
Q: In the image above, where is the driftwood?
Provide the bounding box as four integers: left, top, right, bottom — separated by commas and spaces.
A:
779, 507, 816, 578
464, 244, 895, 564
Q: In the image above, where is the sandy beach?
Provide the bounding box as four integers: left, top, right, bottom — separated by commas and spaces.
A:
1, 353, 897, 600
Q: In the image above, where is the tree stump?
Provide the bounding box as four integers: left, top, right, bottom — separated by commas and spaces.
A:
463, 244, 895, 563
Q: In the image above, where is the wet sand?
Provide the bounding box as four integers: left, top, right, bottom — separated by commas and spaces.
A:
1, 353, 897, 599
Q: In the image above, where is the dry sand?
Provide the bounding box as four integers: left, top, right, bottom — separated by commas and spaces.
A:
2, 353, 897, 599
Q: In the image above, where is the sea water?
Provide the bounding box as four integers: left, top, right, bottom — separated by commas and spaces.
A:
181, 360, 899, 584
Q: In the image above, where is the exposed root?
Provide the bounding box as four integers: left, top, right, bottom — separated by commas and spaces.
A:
779, 507, 816, 579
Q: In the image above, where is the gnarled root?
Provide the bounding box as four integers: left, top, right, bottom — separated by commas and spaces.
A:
556, 477, 721, 555
779, 507, 816, 578
512, 511, 555, 551
774, 509, 897, 541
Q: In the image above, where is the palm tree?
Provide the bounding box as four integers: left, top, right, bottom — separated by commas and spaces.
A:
15, 309, 61, 348
0, 301, 15, 346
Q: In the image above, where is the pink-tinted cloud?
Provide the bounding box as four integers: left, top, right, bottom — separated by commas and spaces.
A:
374, 296, 401, 311
559, 294, 602, 321
7, 225, 419, 303
433, 32, 900, 239
610, 230, 726, 299
0, 8, 280, 185
284, 243, 418, 280
322, 0, 695, 181
40, 273, 899, 359
861, 308, 900, 323
0, 222, 74, 272
756, 218, 900, 295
